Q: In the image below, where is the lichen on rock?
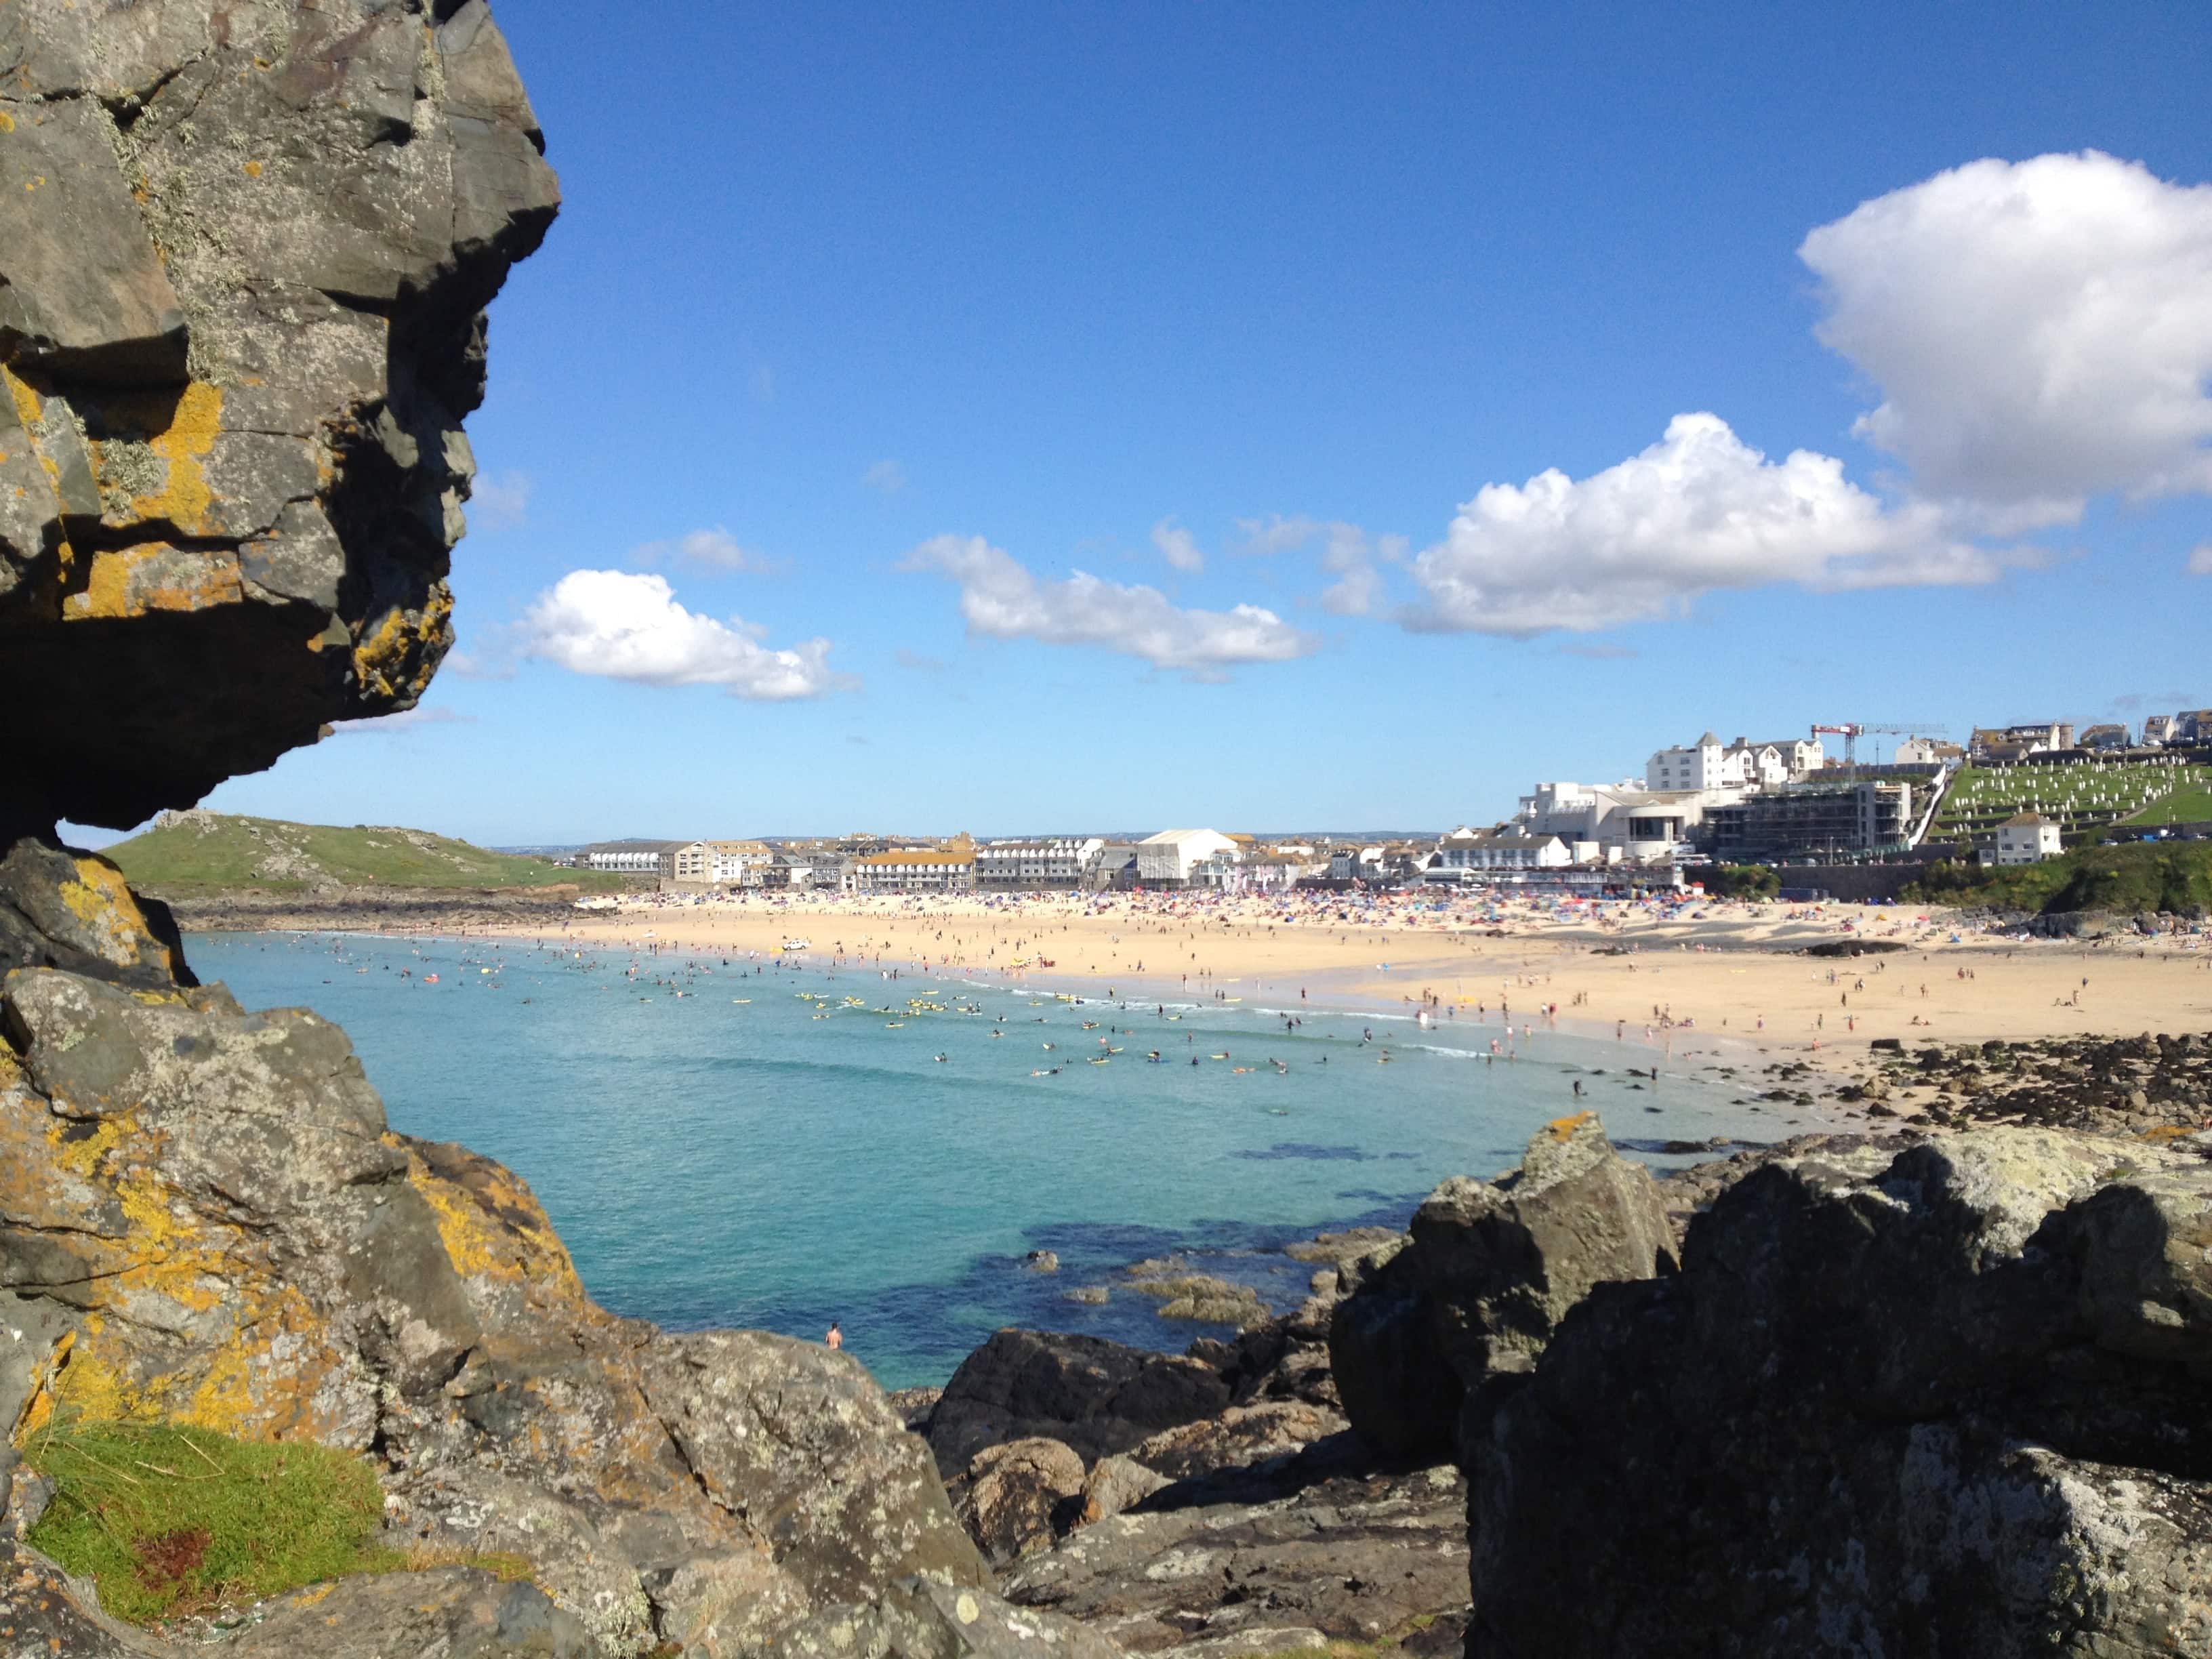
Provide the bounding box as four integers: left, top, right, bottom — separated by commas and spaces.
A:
0, 0, 560, 836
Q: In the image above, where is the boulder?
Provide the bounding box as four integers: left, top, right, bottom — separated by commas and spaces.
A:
1126, 1401, 1347, 1483
0, 0, 559, 836
1466, 1127, 2212, 1656
1329, 1112, 1674, 1460
1078, 1456, 1170, 1526
953, 1437, 1087, 1563
926, 1330, 1230, 1475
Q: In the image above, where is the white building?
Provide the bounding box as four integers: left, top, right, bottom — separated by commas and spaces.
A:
1895, 736, 1963, 766
1433, 830, 1571, 874
581, 841, 672, 874
847, 849, 976, 892
1515, 781, 1733, 864
1984, 813, 2063, 867
705, 840, 774, 885
1136, 829, 1239, 888
975, 837, 1106, 890
1645, 733, 1745, 792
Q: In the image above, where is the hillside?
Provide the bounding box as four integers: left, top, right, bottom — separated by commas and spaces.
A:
1930, 759, 2212, 848
1902, 839, 2212, 916
107, 812, 628, 896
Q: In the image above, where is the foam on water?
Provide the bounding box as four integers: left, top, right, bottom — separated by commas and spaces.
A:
186, 931, 1789, 1386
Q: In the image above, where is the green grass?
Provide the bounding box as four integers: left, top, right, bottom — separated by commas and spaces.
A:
2130, 787, 2212, 826
105, 813, 628, 897
1903, 840, 2212, 916
1933, 761, 2212, 845
24, 1419, 393, 1623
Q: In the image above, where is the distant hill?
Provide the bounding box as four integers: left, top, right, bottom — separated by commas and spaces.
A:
107, 812, 630, 896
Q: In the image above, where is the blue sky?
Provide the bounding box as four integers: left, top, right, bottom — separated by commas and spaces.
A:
184, 2, 2212, 845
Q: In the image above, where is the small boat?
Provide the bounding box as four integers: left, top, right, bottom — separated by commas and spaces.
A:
885, 1021, 905, 1028
731, 998, 750, 1004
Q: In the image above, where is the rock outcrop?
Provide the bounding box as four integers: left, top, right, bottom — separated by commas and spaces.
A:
1465, 1127, 2212, 1657
1, 0, 558, 836
1328, 1112, 1675, 1460
0, 963, 992, 1654
926, 1330, 1232, 1476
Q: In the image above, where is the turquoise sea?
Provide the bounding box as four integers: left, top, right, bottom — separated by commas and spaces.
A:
185, 931, 1786, 1388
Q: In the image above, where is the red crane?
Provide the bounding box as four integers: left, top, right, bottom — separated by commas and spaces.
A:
1810, 722, 1948, 766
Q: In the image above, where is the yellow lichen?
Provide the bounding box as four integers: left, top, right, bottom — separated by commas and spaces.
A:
129, 382, 224, 533
243, 159, 263, 178
57, 856, 169, 970
3, 363, 43, 430
1542, 1110, 1597, 1139
0, 110, 15, 134
63, 544, 243, 620
352, 584, 455, 701
408, 1149, 584, 1298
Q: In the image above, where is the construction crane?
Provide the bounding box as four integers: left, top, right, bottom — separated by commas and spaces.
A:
1810, 722, 1950, 766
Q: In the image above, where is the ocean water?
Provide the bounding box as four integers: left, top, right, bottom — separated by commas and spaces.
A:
184, 931, 1784, 1387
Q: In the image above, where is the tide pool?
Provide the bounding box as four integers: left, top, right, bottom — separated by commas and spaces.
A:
185, 931, 1786, 1387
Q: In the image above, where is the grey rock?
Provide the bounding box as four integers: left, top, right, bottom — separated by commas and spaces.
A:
926, 1330, 1231, 1476
225, 1566, 598, 1658
0, 0, 558, 836
1077, 1455, 1170, 1528
1329, 1111, 1674, 1460
951, 1437, 1086, 1564
1004, 1457, 1468, 1652
778, 1576, 1125, 1658
1467, 1126, 2212, 1658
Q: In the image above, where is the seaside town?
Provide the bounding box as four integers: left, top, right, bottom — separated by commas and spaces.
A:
563, 709, 2212, 901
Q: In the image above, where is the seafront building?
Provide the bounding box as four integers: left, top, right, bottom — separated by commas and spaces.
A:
845, 848, 977, 893
974, 837, 1106, 891
1135, 829, 1240, 889
1983, 813, 2064, 867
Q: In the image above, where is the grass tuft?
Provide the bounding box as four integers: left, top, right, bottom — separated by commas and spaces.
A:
25, 1418, 391, 1624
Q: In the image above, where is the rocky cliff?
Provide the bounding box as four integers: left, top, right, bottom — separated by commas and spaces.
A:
1, 0, 557, 837
0, 5, 1079, 1654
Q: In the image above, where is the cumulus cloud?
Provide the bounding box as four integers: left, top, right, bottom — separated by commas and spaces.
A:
1235, 516, 1406, 617
519, 570, 842, 699
1801, 152, 2212, 523
864, 459, 907, 493
465, 470, 531, 530
904, 535, 1317, 677
2191, 543, 2212, 576
1406, 413, 2010, 636
631, 525, 779, 573
1151, 516, 1204, 573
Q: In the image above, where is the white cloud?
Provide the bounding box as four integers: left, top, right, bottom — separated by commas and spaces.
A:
519, 570, 842, 699
905, 534, 1318, 676
465, 470, 531, 529
1234, 516, 1406, 617
1150, 516, 1204, 573
333, 705, 474, 735
631, 525, 779, 573
864, 459, 907, 493
1801, 152, 2212, 523
1407, 413, 2011, 636
2191, 543, 2212, 576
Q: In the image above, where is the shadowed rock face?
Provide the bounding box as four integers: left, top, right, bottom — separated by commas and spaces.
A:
0, 0, 559, 835
1466, 1128, 2212, 1658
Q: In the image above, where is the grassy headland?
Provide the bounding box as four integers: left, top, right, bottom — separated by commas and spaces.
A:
105, 813, 626, 897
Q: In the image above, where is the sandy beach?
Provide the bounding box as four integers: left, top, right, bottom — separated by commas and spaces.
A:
463, 890, 2212, 1079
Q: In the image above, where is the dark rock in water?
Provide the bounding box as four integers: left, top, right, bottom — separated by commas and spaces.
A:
926, 1330, 1231, 1477
0, 0, 558, 836
1283, 1226, 1404, 1265
1026, 1249, 1062, 1273
1328, 1111, 1675, 1460
1467, 1128, 2212, 1657
952, 1437, 1087, 1565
